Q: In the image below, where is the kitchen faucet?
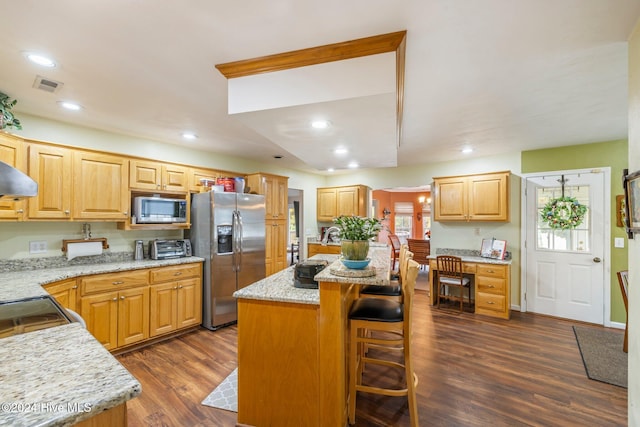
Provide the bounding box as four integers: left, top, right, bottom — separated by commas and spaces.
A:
321, 226, 340, 246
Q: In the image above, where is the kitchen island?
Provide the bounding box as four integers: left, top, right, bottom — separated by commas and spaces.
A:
233, 245, 391, 427
0, 256, 203, 427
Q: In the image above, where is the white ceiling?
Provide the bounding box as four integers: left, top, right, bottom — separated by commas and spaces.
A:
1, 1, 639, 175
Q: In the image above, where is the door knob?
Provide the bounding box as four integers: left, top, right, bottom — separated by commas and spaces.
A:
593, 257, 601, 263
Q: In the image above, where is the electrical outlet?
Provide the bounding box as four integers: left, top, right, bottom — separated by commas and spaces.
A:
29, 241, 47, 254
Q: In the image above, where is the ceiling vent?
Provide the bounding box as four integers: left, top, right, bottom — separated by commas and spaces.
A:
33, 75, 63, 93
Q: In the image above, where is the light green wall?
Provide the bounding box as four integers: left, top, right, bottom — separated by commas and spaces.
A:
521, 139, 629, 323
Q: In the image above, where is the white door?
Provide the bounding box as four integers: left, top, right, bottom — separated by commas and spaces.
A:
524, 170, 607, 324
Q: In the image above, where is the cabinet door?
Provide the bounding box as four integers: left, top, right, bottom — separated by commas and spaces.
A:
0, 134, 26, 220
149, 282, 177, 337
73, 151, 129, 220
189, 167, 222, 192
129, 160, 161, 191
162, 164, 189, 192
467, 173, 509, 221
265, 220, 288, 276
317, 188, 337, 221
433, 176, 467, 221
28, 144, 73, 219
336, 186, 359, 217
117, 286, 150, 347
81, 292, 119, 350
176, 277, 202, 328
44, 279, 78, 311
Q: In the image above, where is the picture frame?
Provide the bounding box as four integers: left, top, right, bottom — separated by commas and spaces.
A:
623, 168, 640, 238
616, 195, 626, 227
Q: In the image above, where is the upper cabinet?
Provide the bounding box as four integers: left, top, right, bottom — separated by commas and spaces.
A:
247, 173, 288, 220
317, 185, 370, 222
433, 171, 510, 222
130, 160, 189, 193
73, 151, 130, 220
0, 133, 27, 220
28, 143, 73, 219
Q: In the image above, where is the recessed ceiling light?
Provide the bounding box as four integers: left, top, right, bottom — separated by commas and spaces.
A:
26, 53, 56, 68
311, 120, 331, 129
348, 162, 359, 169
334, 147, 348, 155
327, 168, 335, 172
58, 101, 82, 111
462, 147, 473, 154
182, 132, 197, 140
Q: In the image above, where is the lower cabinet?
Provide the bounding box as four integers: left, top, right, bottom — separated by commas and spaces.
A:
43, 279, 78, 311
475, 264, 510, 319
307, 243, 341, 258
76, 262, 202, 352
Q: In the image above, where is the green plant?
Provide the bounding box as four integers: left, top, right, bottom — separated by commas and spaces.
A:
332, 215, 381, 241
0, 92, 22, 130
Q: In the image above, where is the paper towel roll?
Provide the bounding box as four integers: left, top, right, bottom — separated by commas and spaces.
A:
67, 241, 103, 260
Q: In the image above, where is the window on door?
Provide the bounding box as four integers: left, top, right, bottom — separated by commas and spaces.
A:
536, 185, 590, 252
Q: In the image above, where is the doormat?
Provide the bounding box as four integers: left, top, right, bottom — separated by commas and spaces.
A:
201, 368, 237, 412
573, 326, 627, 388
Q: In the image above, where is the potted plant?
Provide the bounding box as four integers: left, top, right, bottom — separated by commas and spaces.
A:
0, 92, 23, 130
333, 215, 382, 261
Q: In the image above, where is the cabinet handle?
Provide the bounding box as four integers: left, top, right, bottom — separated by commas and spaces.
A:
112, 281, 124, 285
178, 285, 183, 289
112, 297, 117, 301
174, 272, 182, 276
123, 211, 128, 216
487, 301, 495, 304
72, 285, 78, 289
64, 210, 70, 215
488, 285, 495, 288
173, 286, 178, 290
486, 270, 494, 273
120, 296, 125, 300
16, 209, 23, 213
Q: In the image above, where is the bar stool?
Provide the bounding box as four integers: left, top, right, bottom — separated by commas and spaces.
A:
358, 245, 412, 302
347, 259, 420, 427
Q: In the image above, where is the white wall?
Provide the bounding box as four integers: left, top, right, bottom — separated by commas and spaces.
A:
627, 20, 640, 424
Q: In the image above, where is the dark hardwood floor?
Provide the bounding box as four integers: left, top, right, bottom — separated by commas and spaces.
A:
118, 271, 627, 426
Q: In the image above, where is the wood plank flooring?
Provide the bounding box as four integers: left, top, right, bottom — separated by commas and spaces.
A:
117, 271, 627, 426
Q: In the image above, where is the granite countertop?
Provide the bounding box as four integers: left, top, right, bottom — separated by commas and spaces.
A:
427, 248, 511, 265
234, 245, 391, 305
0, 256, 203, 427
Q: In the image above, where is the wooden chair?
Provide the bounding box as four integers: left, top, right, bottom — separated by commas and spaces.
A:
348, 259, 420, 427
617, 270, 629, 353
407, 238, 430, 271
359, 245, 412, 302
388, 234, 401, 271
436, 255, 471, 312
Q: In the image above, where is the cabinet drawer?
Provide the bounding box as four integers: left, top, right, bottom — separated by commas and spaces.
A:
476, 276, 506, 294
150, 263, 202, 283
476, 265, 507, 278
462, 263, 477, 274
81, 270, 149, 295
476, 292, 506, 312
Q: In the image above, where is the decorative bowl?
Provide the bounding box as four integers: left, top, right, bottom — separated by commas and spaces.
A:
340, 257, 371, 270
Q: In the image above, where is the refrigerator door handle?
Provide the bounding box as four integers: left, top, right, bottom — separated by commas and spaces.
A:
236, 210, 243, 271
232, 211, 239, 272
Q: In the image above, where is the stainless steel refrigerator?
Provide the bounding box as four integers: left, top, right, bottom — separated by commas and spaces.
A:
189, 192, 266, 330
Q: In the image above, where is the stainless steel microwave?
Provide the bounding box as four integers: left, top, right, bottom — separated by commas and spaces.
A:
133, 196, 187, 224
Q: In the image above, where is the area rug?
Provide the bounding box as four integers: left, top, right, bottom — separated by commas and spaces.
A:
201, 368, 238, 412
573, 326, 627, 388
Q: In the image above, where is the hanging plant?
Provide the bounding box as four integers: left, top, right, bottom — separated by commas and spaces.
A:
0, 92, 23, 130
540, 196, 587, 230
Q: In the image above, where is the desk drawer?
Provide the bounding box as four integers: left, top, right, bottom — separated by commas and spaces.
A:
477, 265, 507, 278
476, 292, 506, 312
462, 263, 477, 274
81, 270, 149, 295
476, 276, 506, 294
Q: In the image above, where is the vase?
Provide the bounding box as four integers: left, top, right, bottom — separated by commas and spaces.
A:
341, 240, 370, 261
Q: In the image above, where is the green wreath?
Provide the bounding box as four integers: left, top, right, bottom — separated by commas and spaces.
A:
540, 196, 587, 230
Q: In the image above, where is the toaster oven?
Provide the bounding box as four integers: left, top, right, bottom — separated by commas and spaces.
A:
149, 239, 192, 260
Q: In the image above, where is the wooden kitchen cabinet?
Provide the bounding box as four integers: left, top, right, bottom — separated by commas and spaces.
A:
79, 270, 150, 350
475, 264, 510, 319
43, 279, 78, 311
247, 173, 288, 220
433, 171, 510, 222
317, 185, 370, 221
307, 243, 341, 257
130, 159, 189, 193
73, 151, 130, 220
265, 220, 288, 276
0, 133, 27, 220
27, 143, 73, 219
149, 263, 202, 337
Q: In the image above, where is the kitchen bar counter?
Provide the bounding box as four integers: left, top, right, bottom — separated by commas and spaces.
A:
0, 256, 203, 427
234, 245, 391, 426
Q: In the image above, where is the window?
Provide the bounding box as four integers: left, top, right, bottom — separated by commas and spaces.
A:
394, 202, 413, 244
536, 185, 590, 252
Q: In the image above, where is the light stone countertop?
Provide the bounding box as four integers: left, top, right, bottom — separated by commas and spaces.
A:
427, 253, 512, 265
0, 256, 204, 427
234, 245, 392, 305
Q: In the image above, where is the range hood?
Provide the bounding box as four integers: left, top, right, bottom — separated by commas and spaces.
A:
0, 161, 38, 199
